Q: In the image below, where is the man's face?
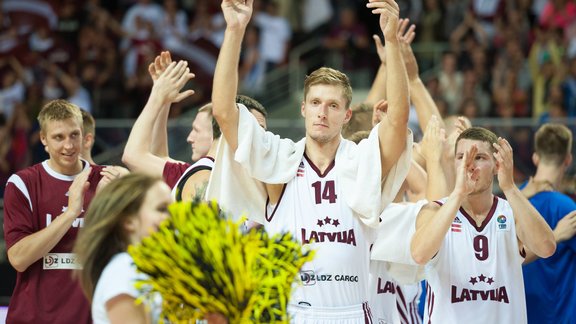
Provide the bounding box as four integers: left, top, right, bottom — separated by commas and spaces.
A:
455, 139, 497, 195
41, 118, 83, 175
187, 111, 213, 162
301, 84, 351, 144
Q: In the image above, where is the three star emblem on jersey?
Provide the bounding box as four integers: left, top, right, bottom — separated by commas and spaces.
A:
452, 273, 510, 304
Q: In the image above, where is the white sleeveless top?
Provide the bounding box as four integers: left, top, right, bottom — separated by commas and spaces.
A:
265, 155, 376, 308
424, 196, 527, 323
171, 157, 214, 201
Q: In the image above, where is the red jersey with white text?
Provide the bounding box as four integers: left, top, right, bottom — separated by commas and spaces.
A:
424, 196, 527, 323
265, 155, 375, 308
3, 160, 104, 324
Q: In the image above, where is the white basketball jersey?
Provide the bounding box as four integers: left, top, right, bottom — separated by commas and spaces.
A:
171, 157, 214, 201
265, 156, 376, 308
424, 196, 527, 323
370, 261, 401, 324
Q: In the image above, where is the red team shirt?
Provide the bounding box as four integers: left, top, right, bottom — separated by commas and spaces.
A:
3, 161, 104, 324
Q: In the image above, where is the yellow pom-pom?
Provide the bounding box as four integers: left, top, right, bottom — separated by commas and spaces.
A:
128, 200, 314, 323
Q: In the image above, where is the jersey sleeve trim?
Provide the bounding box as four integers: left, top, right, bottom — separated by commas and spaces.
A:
7, 174, 33, 212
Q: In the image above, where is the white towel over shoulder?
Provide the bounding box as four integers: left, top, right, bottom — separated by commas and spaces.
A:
206, 104, 418, 268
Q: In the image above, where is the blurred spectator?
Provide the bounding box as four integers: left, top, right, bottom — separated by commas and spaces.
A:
160, 0, 216, 76
539, 0, 576, 40
0, 113, 10, 196
457, 97, 480, 120
442, 0, 468, 42
323, 6, 369, 71
56, 0, 82, 45
437, 51, 463, 114
0, 56, 31, 122
396, 0, 422, 25
469, 0, 505, 41
8, 102, 31, 170
529, 26, 564, 119
253, 0, 291, 72
239, 24, 265, 96
461, 69, 491, 117
562, 57, 576, 117
418, 0, 443, 43
299, 0, 333, 41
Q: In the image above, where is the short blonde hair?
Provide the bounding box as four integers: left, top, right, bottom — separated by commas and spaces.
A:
304, 67, 352, 108
37, 99, 83, 134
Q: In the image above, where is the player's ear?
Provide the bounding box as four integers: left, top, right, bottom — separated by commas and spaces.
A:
532, 153, 539, 166
84, 133, 94, 150
300, 101, 306, 118
344, 108, 352, 123
40, 131, 47, 147
564, 153, 572, 168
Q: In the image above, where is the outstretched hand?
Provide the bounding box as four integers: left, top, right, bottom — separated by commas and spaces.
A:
221, 0, 253, 30
397, 18, 418, 81
367, 0, 400, 43
67, 167, 92, 218
420, 115, 446, 164
148, 51, 173, 81
372, 99, 388, 126
554, 210, 576, 243
373, 17, 415, 66
151, 61, 195, 104
493, 137, 515, 192
454, 145, 479, 197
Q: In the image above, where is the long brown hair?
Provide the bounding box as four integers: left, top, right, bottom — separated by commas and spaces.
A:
73, 173, 162, 301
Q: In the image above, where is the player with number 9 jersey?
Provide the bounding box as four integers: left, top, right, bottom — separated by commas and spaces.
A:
424, 196, 527, 323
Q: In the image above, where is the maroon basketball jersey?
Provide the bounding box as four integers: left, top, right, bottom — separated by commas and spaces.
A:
162, 161, 191, 188
3, 161, 104, 324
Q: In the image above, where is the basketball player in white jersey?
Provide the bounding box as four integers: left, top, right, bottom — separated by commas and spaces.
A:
209, 0, 412, 322
410, 127, 556, 323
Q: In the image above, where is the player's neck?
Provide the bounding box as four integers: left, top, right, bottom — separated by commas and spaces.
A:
305, 136, 340, 173
533, 164, 564, 190
207, 137, 220, 158
462, 191, 494, 221
47, 159, 83, 176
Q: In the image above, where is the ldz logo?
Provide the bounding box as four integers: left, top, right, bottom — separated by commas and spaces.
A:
44, 255, 57, 267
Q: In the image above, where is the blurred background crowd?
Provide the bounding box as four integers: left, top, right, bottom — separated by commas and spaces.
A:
1, 0, 576, 197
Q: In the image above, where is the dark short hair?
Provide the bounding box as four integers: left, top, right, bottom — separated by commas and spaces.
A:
534, 123, 572, 165
236, 95, 267, 117
455, 127, 498, 153
198, 103, 221, 139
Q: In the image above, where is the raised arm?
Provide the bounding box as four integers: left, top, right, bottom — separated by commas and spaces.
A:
419, 116, 449, 201
365, 34, 387, 106
367, 0, 410, 179
211, 0, 253, 152
148, 51, 175, 159
411, 144, 478, 265
7, 168, 91, 272
493, 138, 556, 258
122, 61, 195, 175
399, 21, 444, 132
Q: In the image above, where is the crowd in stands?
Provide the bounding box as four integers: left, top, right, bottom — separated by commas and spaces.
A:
1, 0, 576, 198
